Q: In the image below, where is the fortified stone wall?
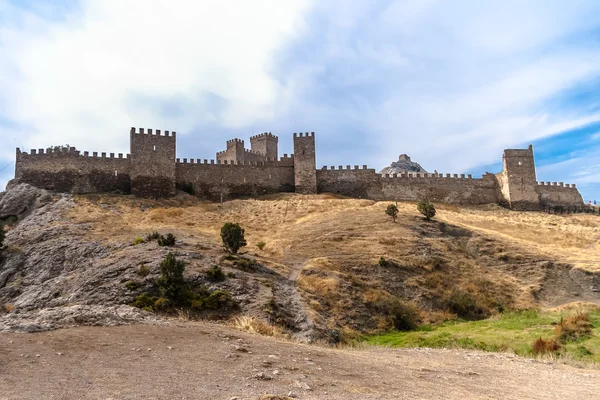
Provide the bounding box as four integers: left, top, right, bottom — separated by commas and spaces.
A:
316, 167, 499, 204
15, 147, 131, 193
12, 128, 585, 209
537, 182, 583, 206
175, 155, 295, 201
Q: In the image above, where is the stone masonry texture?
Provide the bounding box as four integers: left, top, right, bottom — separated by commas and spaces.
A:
12, 127, 584, 208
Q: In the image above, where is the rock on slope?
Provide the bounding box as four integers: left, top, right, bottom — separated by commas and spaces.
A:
379, 154, 428, 175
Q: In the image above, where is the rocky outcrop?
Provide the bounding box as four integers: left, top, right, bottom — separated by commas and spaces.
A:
379, 154, 428, 175
0, 182, 53, 222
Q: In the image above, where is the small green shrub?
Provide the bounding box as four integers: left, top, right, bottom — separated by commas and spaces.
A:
156, 253, 187, 304
444, 290, 488, 320
233, 257, 256, 270
157, 233, 176, 247
206, 265, 225, 282
385, 204, 399, 222
124, 281, 139, 291
137, 264, 151, 277
131, 293, 158, 311
256, 241, 266, 250
145, 231, 160, 241
417, 200, 436, 220
379, 256, 388, 267
226, 272, 236, 278
389, 299, 419, 331
154, 297, 171, 310
220, 222, 247, 254
203, 290, 234, 309
132, 237, 144, 245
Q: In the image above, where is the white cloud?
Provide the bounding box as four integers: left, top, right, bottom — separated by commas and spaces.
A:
0, 0, 313, 157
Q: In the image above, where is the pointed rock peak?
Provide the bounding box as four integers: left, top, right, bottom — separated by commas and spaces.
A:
379, 154, 427, 175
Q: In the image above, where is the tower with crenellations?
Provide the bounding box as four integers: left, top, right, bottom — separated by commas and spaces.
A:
293, 132, 317, 194
130, 127, 177, 198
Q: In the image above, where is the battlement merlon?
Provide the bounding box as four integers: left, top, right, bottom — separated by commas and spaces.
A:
250, 132, 278, 141
130, 127, 176, 137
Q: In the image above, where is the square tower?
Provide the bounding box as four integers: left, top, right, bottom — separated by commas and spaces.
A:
250, 132, 278, 160
217, 138, 245, 164
130, 127, 176, 198
498, 144, 540, 210
293, 132, 317, 194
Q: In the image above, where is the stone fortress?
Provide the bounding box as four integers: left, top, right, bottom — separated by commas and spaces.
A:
13, 127, 583, 210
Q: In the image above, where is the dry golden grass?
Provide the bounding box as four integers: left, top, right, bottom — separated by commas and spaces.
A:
65, 193, 600, 334
231, 316, 291, 339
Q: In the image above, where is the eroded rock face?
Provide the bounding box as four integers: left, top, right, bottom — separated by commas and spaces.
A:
0, 183, 53, 222
379, 154, 428, 175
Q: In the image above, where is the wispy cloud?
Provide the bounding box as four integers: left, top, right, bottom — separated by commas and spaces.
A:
1, 0, 600, 199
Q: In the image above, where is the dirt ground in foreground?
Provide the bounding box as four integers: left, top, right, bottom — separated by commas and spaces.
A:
0, 322, 598, 400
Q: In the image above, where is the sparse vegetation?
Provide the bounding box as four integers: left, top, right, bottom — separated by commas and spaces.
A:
132, 237, 144, 245
156, 253, 187, 304
131, 253, 235, 313
137, 263, 151, 277
124, 281, 139, 291
157, 233, 176, 247
385, 204, 399, 222
145, 231, 160, 241
220, 222, 247, 254
232, 316, 290, 339
417, 200, 436, 220
256, 241, 266, 250
206, 265, 225, 282
443, 289, 488, 320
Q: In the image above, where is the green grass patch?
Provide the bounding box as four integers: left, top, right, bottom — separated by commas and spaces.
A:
365, 309, 600, 362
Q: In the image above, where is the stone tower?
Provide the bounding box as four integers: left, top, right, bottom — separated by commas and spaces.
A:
250, 132, 278, 159
216, 139, 245, 164
130, 127, 176, 198
497, 144, 539, 210
293, 132, 317, 194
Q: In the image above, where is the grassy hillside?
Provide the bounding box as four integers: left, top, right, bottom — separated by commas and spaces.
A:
63, 192, 600, 341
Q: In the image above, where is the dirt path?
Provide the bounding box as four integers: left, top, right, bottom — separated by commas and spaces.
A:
1, 323, 598, 400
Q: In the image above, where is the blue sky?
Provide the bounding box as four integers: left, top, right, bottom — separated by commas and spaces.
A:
1, 0, 600, 201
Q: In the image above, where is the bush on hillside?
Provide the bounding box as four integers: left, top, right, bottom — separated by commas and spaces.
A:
256, 241, 266, 250
532, 337, 561, 354
145, 231, 161, 241
132, 237, 144, 245
444, 289, 488, 320
554, 313, 592, 342
385, 204, 399, 222
156, 253, 187, 304
221, 222, 247, 254
206, 265, 225, 282
157, 233, 176, 247
417, 200, 436, 221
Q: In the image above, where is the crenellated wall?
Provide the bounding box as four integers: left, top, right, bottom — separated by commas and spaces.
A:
15, 147, 131, 193
175, 157, 294, 201
11, 128, 585, 209
316, 167, 499, 204
537, 181, 584, 206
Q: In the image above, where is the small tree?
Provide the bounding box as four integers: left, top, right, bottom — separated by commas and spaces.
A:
220, 222, 247, 254
385, 204, 399, 222
417, 200, 436, 221
156, 253, 187, 304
